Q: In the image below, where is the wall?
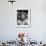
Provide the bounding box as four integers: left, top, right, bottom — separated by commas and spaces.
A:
0, 0, 46, 41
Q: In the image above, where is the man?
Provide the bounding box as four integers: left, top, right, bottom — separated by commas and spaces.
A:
17, 10, 28, 25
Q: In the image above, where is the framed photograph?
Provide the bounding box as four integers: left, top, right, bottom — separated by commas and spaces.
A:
16, 8, 31, 28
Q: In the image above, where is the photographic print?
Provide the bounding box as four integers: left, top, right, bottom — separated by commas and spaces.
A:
16, 8, 31, 28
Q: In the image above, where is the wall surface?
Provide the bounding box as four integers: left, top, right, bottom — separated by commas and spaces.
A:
0, 0, 46, 41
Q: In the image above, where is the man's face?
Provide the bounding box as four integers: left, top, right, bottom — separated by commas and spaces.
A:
17, 10, 28, 22
21, 12, 25, 20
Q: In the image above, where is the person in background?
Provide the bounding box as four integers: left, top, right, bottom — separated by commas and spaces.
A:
17, 10, 28, 25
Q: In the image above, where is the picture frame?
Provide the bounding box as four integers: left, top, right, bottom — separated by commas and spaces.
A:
16, 8, 31, 28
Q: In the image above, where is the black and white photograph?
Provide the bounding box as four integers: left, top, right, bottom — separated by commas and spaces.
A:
16, 8, 31, 28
